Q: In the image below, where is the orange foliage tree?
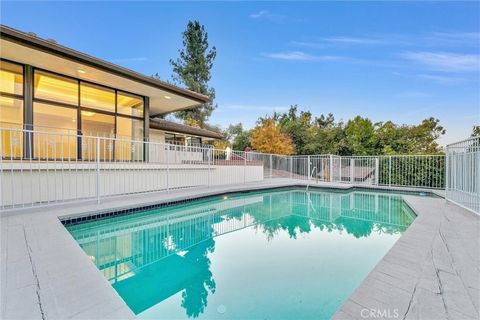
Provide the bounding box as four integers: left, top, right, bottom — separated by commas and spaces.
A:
250, 118, 294, 155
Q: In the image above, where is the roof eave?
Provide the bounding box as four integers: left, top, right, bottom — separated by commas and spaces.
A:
149, 120, 223, 140
0, 25, 211, 104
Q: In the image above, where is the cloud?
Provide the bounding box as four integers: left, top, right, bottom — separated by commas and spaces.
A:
249, 10, 269, 19
393, 72, 469, 85
415, 74, 467, 85
262, 51, 343, 61
320, 36, 387, 45
291, 31, 479, 49
290, 38, 389, 49
401, 52, 480, 72
395, 91, 432, 98
290, 41, 326, 49
249, 10, 285, 22
424, 32, 480, 47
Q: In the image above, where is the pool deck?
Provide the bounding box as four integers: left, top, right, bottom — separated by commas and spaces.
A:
0, 179, 478, 320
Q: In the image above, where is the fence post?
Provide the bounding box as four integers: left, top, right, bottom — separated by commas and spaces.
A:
304, 156, 311, 180
96, 137, 100, 204
350, 158, 354, 183
207, 148, 211, 188
244, 152, 247, 184
166, 145, 170, 192
389, 156, 392, 187
269, 154, 273, 179
290, 157, 293, 179
445, 149, 449, 201
329, 155, 334, 182
375, 157, 379, 185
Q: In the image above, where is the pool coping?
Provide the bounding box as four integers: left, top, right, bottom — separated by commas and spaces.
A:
1, 179, 477, 320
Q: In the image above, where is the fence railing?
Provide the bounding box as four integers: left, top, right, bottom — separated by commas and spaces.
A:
446, 136, 479, 214
1, 127, 448, 211
0, 127, 267, 210
267, 154, 445, 189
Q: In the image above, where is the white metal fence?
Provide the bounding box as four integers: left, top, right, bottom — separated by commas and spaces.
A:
267, 154, 445, 189
446, 136, 480, 214
1, 127, 448, 211
0, 127, 266, 210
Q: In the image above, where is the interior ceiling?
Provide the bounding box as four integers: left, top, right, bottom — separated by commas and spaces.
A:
0, 39, 202, 115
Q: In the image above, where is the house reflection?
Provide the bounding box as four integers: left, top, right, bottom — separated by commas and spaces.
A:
67, 189, 415, 317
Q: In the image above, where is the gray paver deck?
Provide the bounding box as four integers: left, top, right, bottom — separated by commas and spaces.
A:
0, 179, 478, 320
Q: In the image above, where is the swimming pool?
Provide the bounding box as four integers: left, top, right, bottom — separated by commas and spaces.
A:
66, 188, 416, 319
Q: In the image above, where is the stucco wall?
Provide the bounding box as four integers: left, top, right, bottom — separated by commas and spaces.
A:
1, 163, 264, 207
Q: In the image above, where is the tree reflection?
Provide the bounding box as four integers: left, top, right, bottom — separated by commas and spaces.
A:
181, 238, 216, 318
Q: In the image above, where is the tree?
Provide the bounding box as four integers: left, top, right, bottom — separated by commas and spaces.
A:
170, 21, 217, 127
402, 118, 445, 154
278, 105, 313, 154
246, 108, 446, 156
342, 116, 377, 155
224, 123, 251, 151
305, 113, 345, 155
472, 126, 480, 137
250, 118, 294, 155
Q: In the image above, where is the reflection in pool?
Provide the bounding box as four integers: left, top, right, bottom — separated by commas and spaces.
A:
66, 188, 415, 319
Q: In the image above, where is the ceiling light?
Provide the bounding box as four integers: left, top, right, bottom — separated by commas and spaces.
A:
164, 95, 172, 100
77, 69, 86, 74
81, 111, 96, 117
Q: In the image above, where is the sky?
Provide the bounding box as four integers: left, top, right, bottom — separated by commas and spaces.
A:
1, 1, 479, 145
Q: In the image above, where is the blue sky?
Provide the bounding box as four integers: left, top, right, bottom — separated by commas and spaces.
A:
1, 1, 479, 145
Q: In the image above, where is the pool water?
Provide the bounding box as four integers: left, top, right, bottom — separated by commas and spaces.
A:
66, 188, 416, 319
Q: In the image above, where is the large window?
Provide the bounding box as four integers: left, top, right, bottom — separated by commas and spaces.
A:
81, 111, 115, 161
33, 102, 77, 159
81, 111, 115, 137
0, 60, 24, 158
1, 67, 146, 160
187, 137, 202, 146
116, 117, 144, 161
80, 83, 115, 113
29, 69, 145, 160
117, 91, 144, 117
33, 71, 79, 159
34, 71, 78, 105
165, 133, 175, 144
0, 61, 23, 95
116, 117, 143, 141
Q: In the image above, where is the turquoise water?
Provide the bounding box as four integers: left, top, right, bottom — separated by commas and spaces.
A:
66, 188, 415, 319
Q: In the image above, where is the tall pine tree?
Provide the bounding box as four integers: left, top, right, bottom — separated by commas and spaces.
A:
170, 21, 216, 127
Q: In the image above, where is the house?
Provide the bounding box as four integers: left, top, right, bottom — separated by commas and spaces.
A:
150, 118, 222, 146
0, 24, 222, 160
